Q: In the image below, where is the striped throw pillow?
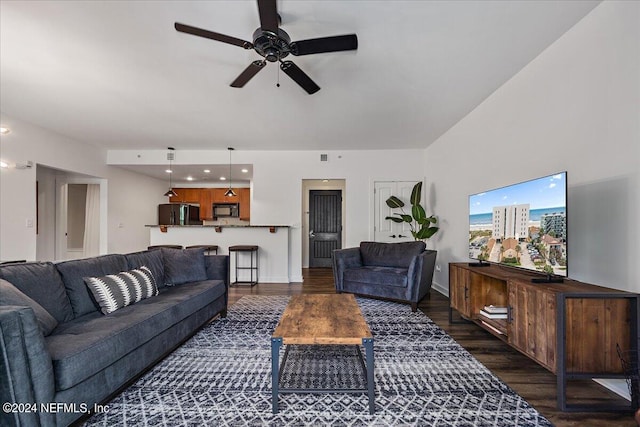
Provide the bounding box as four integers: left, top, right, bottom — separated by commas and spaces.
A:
84, 266, 159, 315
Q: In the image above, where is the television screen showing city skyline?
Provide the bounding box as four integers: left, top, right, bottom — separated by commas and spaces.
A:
469, 172, 567, 277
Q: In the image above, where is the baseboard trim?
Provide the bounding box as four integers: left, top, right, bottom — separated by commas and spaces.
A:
432, 280, 448, 297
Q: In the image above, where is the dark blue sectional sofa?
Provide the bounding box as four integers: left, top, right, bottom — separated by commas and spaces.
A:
0, 247, 229, 427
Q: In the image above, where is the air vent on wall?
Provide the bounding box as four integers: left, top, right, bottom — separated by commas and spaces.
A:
320, 154, 328, 161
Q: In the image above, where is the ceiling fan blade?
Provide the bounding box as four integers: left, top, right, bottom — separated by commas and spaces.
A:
280, 61, 320, 95
230, 61, 267, 88
257, 0, 279, 34
174, 22, 253, 49
290, 34, 358, 56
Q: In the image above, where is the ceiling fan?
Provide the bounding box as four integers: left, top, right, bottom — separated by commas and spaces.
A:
174, 0, 358, 94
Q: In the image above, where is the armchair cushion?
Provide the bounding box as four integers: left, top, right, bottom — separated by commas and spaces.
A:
359, 241, 426, 268
343, 266, 408, 288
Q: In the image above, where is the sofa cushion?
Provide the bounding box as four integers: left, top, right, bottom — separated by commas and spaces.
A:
84, 267, 159, 315
343, 266, 408, 288
46, 279, 226, 391
56, 254, 129, 318
162, 247, 207, 286
0, 262, 74, 323
125, 250, 166, 289
359, 241, 425, 268
0, 278, 59, 335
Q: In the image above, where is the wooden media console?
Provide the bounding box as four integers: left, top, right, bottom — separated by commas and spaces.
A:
448, 262, 639, 412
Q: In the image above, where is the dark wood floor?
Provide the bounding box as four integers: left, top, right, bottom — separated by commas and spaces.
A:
229, 268, 637, 427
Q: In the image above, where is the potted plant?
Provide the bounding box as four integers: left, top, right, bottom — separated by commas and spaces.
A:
385, 182, 439, 241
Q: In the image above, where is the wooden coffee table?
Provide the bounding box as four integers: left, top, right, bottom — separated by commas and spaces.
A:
271, 293, 375, 414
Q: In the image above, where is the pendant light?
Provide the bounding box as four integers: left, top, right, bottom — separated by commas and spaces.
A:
163, 147, 178, 198
224, 147, 237, 197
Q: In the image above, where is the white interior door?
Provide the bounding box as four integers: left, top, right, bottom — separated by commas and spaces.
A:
374, 181, 417, 242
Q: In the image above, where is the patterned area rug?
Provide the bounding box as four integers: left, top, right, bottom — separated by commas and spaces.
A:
85, 295, 553, 426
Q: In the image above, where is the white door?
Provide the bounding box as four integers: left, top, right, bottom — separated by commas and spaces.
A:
374, 181, 417, 243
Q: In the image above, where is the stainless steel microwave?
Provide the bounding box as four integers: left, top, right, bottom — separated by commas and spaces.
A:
213, 203, 239, 218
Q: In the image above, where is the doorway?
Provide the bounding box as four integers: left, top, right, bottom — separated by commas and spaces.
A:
302, 179, 346, 268
308, 190, 342, 267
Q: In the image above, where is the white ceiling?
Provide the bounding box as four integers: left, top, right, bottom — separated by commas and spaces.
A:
0, 0, 599, 152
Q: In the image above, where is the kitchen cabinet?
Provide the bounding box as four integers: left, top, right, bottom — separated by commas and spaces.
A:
212, 188, 246, 204
170, 188, 250, 221
198, 189, 214, 221
169, 188, 199, 203
238, 188, 250, 221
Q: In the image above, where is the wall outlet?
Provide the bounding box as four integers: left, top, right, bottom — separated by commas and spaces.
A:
26, 218, 34, 228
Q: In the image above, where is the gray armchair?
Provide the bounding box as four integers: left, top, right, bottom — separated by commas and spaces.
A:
332, 241, 437, 312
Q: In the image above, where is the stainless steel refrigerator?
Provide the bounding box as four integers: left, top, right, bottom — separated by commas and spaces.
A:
158, 204, 201, 225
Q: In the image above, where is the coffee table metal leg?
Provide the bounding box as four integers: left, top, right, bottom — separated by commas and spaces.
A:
271, 337, 282, 413
363, 337, 375, 414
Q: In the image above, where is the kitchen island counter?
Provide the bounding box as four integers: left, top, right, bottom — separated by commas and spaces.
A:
148, 225, 291, 283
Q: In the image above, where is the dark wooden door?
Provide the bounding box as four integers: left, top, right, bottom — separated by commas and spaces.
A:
309, 190, 342, 268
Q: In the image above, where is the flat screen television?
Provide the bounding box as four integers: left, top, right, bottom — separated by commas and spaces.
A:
469, 172, 567, 280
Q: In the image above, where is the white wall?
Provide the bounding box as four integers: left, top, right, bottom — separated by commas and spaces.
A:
425, 1, 639, 294
0, 115, 167, 261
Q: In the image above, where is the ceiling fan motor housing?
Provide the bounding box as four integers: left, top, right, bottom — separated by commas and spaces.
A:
252, 28, 291, 62
174, 1, 357, 94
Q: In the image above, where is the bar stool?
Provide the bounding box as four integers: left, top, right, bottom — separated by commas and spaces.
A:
185, 245, 219, 255
147, 245, 183, 250
228, 245, 258, 286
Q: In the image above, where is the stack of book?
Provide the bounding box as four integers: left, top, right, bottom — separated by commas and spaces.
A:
479, 305, 508, 320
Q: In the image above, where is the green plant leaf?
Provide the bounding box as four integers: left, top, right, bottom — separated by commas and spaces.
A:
418, 226, 439, 239
410, 182, 422, 206
400, 214, 413, 223
412, 204, 426, 221
384, 182, 440, 240
385, 216, 404, 223
385, 196, 404, 208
